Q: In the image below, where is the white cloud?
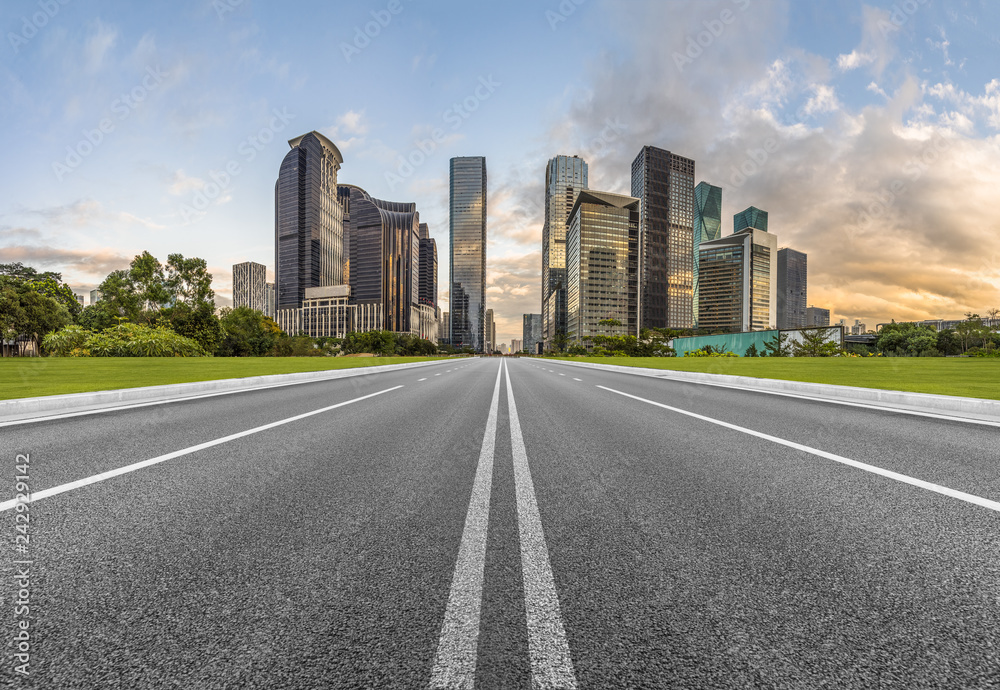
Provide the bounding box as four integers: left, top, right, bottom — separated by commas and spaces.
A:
84, 20, 118, 73
169, 170, 206, 195
837, 50, 875, 71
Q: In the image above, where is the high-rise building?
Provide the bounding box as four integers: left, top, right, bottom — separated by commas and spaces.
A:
776, 248, 807, 329
693, 182, 722, 327
484, 308, 496, 352
338, 184, 421, 333
440, 311, 450, 344
805, 306, 830, 327
630, 146, 695, 330
418, 223, 438, 309
449, 156, 487, 352
851, 319, 867, 335
523, 313, 542, 355
698, 227, 778, 332
265, 282, 275, 318
734, 206, 768, 234
275, 131, 345, 310
233, 261, 269, 313
89, 289, 102, 305
511, 338, 522, 353
566, 190, 640, 346
541, 155, 588, 349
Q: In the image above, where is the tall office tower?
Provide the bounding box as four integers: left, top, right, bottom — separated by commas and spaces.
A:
630, 146, 696, 330
693, 182, 722, 327
440, 311, 450, 343
275, 131, 345, 310
418, 223, 438, 309
776, 248, 807, 329
338, 184, 420, 333
232, 261, 269, 313
698, 227, 778, 332
265, 282, 275, 318
566, 190, 640, 345
805, 306, 830, 327
484, 308, 496, 352
734, 206, 768, 234
450, 156, 487, 352
523, 313, 542, 355
511, 338, 522, 353
89, 289, 102, 304
541, 155, 588, 349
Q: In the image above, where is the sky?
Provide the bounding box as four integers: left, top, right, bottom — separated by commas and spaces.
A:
2, 0, 999, 345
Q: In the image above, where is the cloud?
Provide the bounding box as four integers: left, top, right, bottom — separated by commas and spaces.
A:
84, 20, 118, 73
6, 199, 166, 231
0, 245, 131, 279
169, 169, 206, 195
324, 110, 371, 151
837, 50, 876, 71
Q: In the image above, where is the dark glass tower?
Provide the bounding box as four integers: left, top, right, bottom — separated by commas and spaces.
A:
418, 223, 438, 308
449, 157, 487, 352
338, 184, 420, 332
541, 155, 588, 348
777, 248, 807, 329
630, 146, 695, 330
275, 131, 345, 310
734, 206, 768, 233
693, 182, 722, 327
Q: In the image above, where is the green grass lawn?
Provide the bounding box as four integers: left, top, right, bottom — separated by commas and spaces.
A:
544, 356, 1000, 400
0, 356, 450, 400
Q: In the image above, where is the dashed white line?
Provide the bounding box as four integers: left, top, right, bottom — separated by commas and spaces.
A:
0, 386, 404, 513
418, 378, 428, 382
430, 362, 504, 688
504, 360, 578, 688
598, 385, 1000, 514
572, 378, 582, 382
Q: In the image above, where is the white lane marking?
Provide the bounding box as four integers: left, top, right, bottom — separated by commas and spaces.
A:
572, 378, 582, 382
435, 373, 442, 376
0, 386, 403, 512
418, 378, 428, 382
430, 362, 504, 688
559, 374, 565, 377
504, 360, 578, 688
598, 385, 1000, 514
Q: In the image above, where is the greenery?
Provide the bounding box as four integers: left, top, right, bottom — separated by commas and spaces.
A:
791, 327, 840, 357
763, 331, 792, 357
44, 322, 207, 357
0, 265, 74, 356
540, 356, 1000, 400
876, 315, 999, 356
0, 356, 448, 400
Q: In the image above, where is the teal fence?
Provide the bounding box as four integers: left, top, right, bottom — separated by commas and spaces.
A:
670, 327, 843, 357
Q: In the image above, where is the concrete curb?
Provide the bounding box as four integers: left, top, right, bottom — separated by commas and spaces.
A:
542, 359, 1000, 423
0, 358, 458, 424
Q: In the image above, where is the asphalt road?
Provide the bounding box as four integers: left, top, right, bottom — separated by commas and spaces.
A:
2, 356, 999, 689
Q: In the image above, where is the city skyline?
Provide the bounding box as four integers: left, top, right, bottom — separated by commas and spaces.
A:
2, 1, 999, 345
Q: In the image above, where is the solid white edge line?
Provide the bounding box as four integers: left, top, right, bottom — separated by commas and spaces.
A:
505, 360, 578, 688
597, 385, 1000, 514
429, 361, 504, 689
0, 385, 403, 512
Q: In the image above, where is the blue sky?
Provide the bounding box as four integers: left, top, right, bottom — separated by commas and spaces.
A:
2, 0, 999, 343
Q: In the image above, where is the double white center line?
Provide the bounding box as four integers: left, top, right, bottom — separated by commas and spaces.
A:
431, 361, 576, 689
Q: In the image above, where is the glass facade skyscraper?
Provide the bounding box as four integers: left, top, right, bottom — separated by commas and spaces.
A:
449, 156, 487, 352
734, 206, 768, 234
566, 190, 639, 345
693, 182, 722, 327
523, 313, 542, 355
630, 146, 695, 330
777, 248, 807, 329
698, 227, 777, 332
541, 155, 588, 349
418, 223, 438, 309
275, 131, 345, 310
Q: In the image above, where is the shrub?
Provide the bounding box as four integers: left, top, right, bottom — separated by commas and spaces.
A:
43, 325, 91, 356
46, 322, 207, 357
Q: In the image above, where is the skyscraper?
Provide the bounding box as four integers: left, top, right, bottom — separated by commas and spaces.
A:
485, 308, 495, 352
338, 184, 420, 333
698, 227, 777, 332
734, 206, 768, 234
541, 155, 588, 348
805, 306, 830, 327
630, 146, 695, 330
450, 156, 487, 352
418, 223, 438, 309
233, 261, 268, 313
275, 131, 346, 311
776, 248, 807, 329
523, 313, 542, 355
566, 190, 639, 345
693, 182, 722, 327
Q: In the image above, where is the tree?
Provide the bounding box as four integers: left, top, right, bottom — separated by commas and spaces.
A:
955, 315, 987, 354
551, 329, 571, 354
165, 253, 215, 308
128, 251, 170, 316
0, 277, 71, 356
763, 331, 792, 357
936, 329, 961, 356
217, 307, 284, 356
97, 269, 144, 324
745, 343, 761, 357
792, 328, 840, 357
160, 302, 223, 353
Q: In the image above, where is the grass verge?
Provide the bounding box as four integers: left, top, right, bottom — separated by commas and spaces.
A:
0, 356, 452, 400
543, 356, 1000, 400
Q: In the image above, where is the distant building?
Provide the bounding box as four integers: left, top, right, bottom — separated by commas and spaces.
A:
440, 311, 450, 344
89, 289, 102, 305
566, 190, 640, 345
697, 227, 777, 332
805, 306, 830, 327
499, 343, 510, 355
484, 308, 496, 352
233, 261, 269, 314
776, 248, 807, 329
523, 313, 542, 354
418, 223, 438, 309
511, 338, 522, 353
693, 182, 722, 327
450, 156, 487, 352
631, 146, 696, 329
265, 282, 275, 318
275, 131, 345, 311
851, 320, 867, 335
542, 155, 588, 350
74, 294, 84, 305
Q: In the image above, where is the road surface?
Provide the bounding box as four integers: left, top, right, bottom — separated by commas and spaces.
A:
3, 357, 999, 688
